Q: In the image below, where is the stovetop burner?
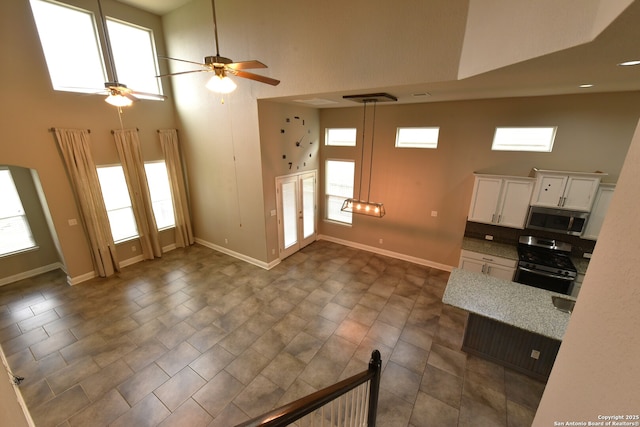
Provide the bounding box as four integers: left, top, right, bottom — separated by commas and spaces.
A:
517, 235, 577, 277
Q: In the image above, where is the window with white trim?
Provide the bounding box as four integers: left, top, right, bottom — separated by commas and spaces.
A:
492, 127, 557, 152
96, 165, 138, 242
29, 0, 106, 93
29, 0, 162, 98
144, 161, 175, 229
395, 127, 440, 148
106, 18, 163, 98
325, 160, 354, 224
325, 128, 357, 147
0, 170, 37, 256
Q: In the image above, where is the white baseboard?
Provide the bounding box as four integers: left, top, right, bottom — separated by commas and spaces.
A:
0, 262, 65, 287
194, 238, 278, 270
317, 235, 454, 272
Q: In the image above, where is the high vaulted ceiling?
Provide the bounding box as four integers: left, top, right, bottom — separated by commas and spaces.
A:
119, 0, 640, 107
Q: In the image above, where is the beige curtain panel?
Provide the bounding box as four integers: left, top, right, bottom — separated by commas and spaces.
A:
158, 129, 194, 248
112, 129, 162, 260
53, 128, 120, 277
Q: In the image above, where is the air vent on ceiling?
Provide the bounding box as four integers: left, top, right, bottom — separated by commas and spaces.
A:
342, 93, 398, 103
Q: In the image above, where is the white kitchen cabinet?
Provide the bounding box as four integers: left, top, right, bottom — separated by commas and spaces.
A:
530, 169, 603, 212
582, 184, 615, 240
468, 174, 534, 229
458, 249, 517, 281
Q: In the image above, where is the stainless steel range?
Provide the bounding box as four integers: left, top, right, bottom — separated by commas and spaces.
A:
514, 235, 577, 295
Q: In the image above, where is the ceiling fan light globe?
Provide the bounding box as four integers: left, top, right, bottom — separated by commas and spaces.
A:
206, 75, 237, 93
105, 93, 133, 107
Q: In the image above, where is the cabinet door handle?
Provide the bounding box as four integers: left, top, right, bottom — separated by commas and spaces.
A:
558, 196, 563, 206
481, 265, 486, 274
497, 214, 501, 223
491, 213, 496, 223
562, 197, 567, 206
482, 257, 494, 262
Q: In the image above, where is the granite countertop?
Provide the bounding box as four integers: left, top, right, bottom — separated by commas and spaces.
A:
443, 268, 574, 341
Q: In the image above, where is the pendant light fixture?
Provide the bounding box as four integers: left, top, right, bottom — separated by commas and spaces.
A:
340, 93, 397, 218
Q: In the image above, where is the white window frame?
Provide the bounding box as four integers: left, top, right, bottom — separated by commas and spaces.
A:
0, 169, 37, 257
106, 17, 163, 98
492, 127, 557, 152
395, 127, 440, 149
325, 128, 357, 147
29, 0, 163, 98
325, 159, 354, 225
29, 0, 107, 93
144, 161, 175, 230
96, 165, 138, 243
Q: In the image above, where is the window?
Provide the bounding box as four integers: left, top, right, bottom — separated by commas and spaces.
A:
29, 0, 162, 98
492, 127, 557, 152
395, 127, 440, 148
325, 160, 354, 224
30, 0, 106, 93
0, 170, 37, 256
107, 18, 162, 97
326, 128, 357, 147
144, 162, 175, 229
96, 166, 138, 242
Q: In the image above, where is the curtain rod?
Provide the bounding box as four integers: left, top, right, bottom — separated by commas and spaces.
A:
49, 127, 91, 133
110, 128, 140, 134
157, 129, 179, 133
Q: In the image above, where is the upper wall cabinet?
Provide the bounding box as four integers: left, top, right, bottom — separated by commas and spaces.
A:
468, 174, 535, 229
530, 169, 604, 212
582, 183, 615, 240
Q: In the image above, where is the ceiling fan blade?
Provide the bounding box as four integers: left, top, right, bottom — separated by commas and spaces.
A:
123, 92, 139, 102
156, 69, 209, 78
159, 55, 207, 67
228, 69, 280, 86
131, 91, 167, 101
227, 60, 267, 70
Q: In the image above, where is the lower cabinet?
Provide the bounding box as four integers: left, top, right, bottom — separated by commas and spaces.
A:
462, 313, 560, 382
458, 249, 516, 281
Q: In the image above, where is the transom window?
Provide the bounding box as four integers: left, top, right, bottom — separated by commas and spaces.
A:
325, 160, 354, 224
325, 128, 357, 147
0, 169, 37, 256
30, 0, 106, 92
492, 127, 557, 152
395, 127, 440, 148
29, 0, 162, 97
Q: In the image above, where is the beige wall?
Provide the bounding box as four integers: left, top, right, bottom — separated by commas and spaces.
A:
319, 92, 639, 268
534, 119, 640, 424
258, 102, 320, 263
0, 0, 180, 281
0, 166, 61, 283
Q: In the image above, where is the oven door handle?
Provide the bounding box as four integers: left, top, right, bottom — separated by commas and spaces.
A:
518, 266, 574, 281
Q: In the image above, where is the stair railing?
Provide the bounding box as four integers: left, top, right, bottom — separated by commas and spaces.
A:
235, 349, 382, 427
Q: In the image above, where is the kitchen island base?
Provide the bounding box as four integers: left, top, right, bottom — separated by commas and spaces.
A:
462, 313, 560, 382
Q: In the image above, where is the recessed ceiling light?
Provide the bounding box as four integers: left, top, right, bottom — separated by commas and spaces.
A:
579, 84, 594, 88
618, 60, 640, 67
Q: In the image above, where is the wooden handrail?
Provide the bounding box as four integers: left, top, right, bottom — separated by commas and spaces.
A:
236, 350, 382, 427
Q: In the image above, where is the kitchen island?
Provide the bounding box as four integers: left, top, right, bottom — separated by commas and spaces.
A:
443, 268, 575, 381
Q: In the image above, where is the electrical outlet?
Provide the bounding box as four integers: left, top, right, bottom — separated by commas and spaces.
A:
485, 235, 494, 241
379, 238, 383, 244
131, 246, 136, 252
68, 218, 78, 226
224, 238, 228, 244
431, 211, 438, 217
530, 349, 540, 360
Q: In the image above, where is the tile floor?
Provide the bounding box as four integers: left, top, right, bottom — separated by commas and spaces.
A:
0, 241, 546, 426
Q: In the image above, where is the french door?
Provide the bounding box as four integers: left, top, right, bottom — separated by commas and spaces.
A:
276, 171, 317, 259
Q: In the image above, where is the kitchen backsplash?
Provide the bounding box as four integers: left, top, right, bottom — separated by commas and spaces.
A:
464, 221, 597, 258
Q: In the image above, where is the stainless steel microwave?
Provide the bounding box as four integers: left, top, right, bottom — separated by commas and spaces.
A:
526, 206, 589, 236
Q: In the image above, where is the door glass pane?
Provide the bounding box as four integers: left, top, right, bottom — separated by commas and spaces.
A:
302, 176, 315, 239
282, 181, 297, 249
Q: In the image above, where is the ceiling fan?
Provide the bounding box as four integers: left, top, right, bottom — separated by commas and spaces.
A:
157, 0, 280, 92
96, 0, 166, 106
